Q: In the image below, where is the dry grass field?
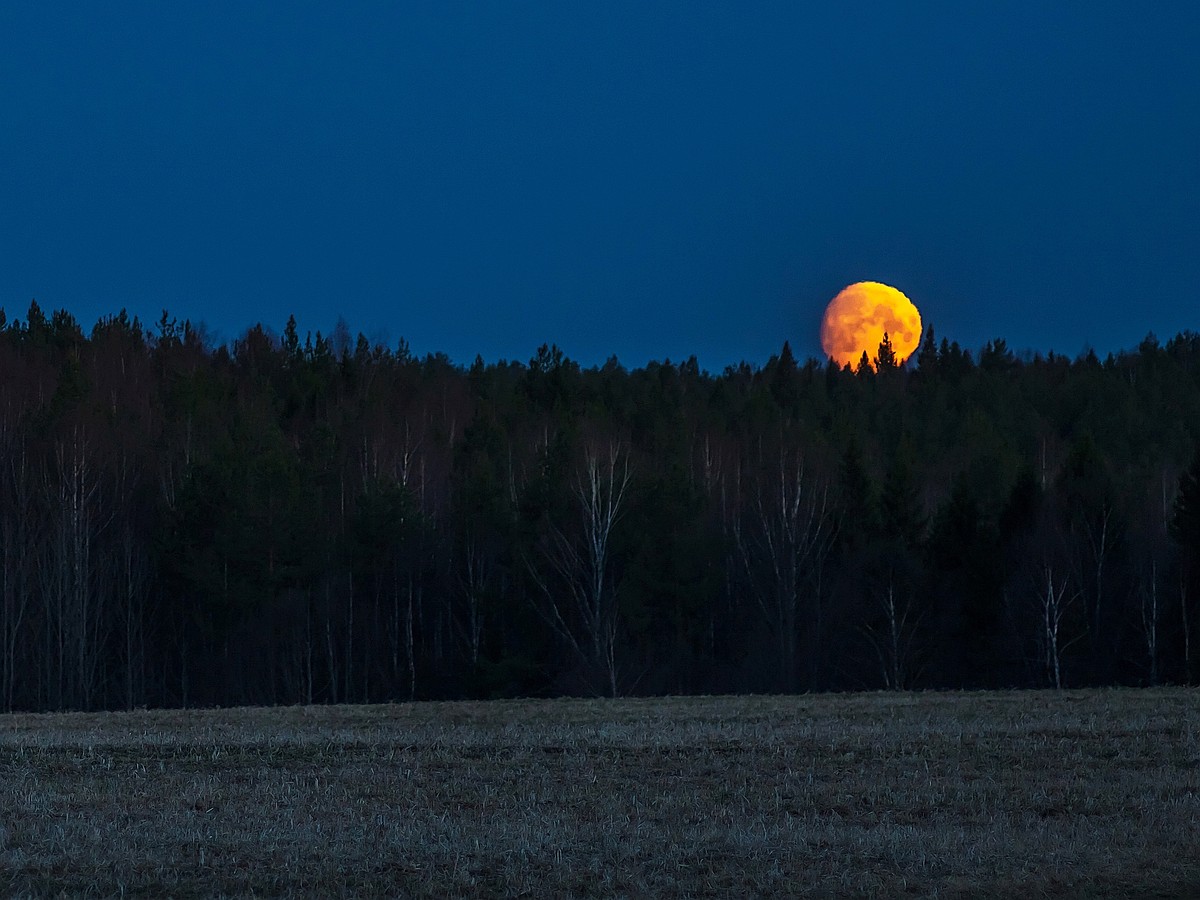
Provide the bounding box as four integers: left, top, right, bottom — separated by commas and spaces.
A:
1, 689, 1198, 897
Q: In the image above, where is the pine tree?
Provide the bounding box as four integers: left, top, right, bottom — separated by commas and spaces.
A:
874, 332, 898, 372
915, 324, 938, 376
881, 442, 925, 550
769, 341, 799, 408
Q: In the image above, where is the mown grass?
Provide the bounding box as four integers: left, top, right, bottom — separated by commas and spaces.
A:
1, 689, 1198, 897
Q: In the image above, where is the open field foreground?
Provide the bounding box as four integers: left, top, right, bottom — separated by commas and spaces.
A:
1, 690, 1199, 897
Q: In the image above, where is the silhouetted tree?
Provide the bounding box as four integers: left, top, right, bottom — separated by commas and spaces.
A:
0, 302, 1195, 709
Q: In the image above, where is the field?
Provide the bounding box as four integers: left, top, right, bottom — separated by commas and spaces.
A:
1, 689, 1198, 897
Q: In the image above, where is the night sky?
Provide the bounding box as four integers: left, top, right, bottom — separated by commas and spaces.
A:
2, 3, 1197, 369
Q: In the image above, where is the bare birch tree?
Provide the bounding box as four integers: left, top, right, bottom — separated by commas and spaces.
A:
456, 536, 489, 668
734, 446, 835, 691
111, 449, 149, 710
1140, 560, 1160, 685
863, 576, 924, 690
1083, 504, 1114, 640
1036, 562, 1081, 689
529, 441, 632, 697
42, 428, 107, 709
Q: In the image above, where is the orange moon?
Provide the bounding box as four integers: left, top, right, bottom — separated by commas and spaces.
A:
819, 282, 922, 369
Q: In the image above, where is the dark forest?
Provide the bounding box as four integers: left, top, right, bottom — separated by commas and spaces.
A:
3, 301, 1200, 711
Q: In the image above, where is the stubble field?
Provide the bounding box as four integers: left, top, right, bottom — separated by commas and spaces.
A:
1, 689, 1198, 897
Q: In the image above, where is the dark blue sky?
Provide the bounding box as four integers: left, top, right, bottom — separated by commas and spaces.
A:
2, 3, 1197, 369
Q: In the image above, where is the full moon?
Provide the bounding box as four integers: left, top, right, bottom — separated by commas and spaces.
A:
819, 282, 922, 369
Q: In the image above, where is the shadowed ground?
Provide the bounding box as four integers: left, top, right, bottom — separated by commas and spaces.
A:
2, 689, 1198, 896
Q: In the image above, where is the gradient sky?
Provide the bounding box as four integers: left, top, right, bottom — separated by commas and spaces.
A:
2, 2, 1198, 369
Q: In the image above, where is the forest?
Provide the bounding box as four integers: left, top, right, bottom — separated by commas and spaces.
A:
2, 300, 1200, 711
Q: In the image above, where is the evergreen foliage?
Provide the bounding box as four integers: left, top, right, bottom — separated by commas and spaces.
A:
0, 301, 1198, 708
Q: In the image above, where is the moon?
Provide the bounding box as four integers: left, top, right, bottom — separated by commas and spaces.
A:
819, 282, 922, 369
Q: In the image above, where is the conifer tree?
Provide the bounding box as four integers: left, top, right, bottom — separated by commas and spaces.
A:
874, 332, 898, 372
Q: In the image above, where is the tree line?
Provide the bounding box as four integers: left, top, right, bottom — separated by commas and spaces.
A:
2, 300, 1200, 710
